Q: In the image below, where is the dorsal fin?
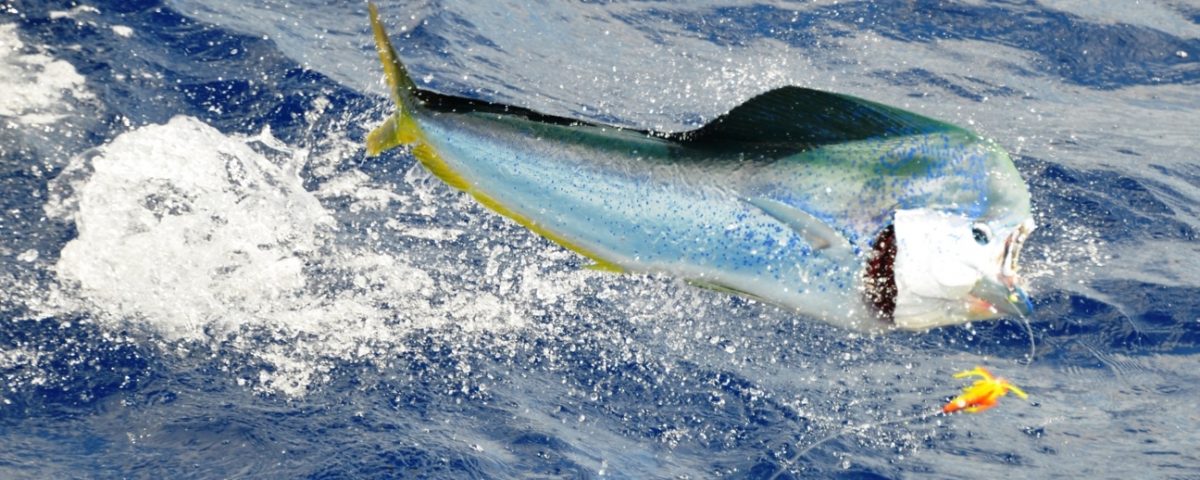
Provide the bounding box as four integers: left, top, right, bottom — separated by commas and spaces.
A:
675, 86, 967, 151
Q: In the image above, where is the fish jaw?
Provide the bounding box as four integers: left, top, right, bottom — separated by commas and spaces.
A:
966, 219, 1036, 319
967, 276, 1033, 319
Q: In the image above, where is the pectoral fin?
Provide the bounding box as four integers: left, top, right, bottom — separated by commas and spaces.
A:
745, 197, 850, 251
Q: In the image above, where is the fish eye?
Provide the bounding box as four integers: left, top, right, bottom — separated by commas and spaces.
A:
971, 224, 991, 245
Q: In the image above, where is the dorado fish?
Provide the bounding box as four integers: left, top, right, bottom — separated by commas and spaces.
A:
364, 3, 1035, 332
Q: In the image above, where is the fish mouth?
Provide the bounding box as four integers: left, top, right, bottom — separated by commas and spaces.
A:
970, 218, 1036, 318
1001, 219, 1036, 280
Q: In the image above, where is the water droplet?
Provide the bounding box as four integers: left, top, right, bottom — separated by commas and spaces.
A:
17, 249, 38, 262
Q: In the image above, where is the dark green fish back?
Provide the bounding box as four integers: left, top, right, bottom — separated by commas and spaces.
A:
673, 86, 970, 154
412, 84, 972, 160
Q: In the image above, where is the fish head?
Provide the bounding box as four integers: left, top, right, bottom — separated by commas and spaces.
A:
868, 207, 1036, 330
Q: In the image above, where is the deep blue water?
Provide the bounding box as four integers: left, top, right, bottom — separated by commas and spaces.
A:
2, 0, 1199, 478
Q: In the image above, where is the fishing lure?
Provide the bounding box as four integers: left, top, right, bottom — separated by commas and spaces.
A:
943, 366, 1028, 414
770, 365, 1030, 477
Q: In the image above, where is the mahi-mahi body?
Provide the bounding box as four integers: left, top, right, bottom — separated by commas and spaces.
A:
364, 3, 1036, 332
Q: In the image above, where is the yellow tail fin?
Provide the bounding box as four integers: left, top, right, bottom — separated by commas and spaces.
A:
363, 4, 625, 274
366, 2, 421, 157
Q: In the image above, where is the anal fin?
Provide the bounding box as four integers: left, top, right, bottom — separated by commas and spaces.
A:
583, 261, 625, 274
686, 279, 766, 302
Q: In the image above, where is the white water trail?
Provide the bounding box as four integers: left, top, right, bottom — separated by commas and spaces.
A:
43, 115, 586, 395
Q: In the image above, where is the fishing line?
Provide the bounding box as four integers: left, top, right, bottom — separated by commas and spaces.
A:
1015, 314, 1036, 367
768, 359, 1034, 478
768, 408, 945, 480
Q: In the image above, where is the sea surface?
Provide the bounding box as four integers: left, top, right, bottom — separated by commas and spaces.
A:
2, 0, 1199, 478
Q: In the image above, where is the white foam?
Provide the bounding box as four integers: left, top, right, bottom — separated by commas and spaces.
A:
46, 115, 597, 395
111, 25, 134, 38
48, 5, 100, 20
53, 116, 333, 337
16, 249, 38, 262
0, 23, 92, 125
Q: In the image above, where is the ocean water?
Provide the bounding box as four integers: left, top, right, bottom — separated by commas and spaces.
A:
2, 0, 1198, 478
